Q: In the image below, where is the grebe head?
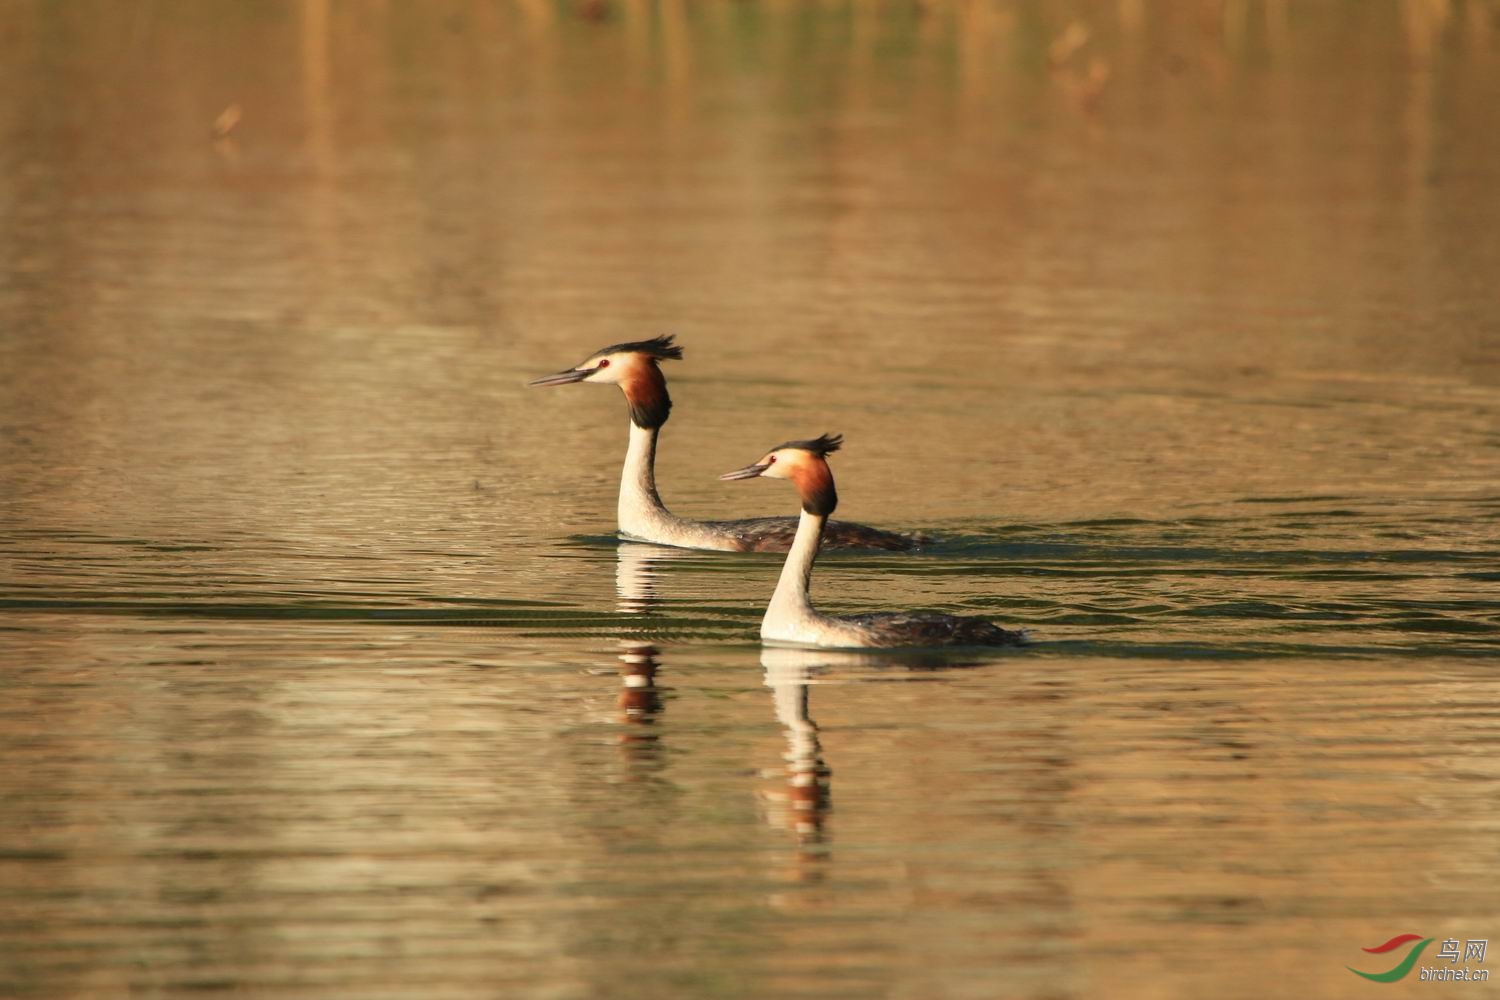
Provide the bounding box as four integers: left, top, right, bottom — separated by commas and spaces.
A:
720, 433, 841, 517
528, 335, 682, 429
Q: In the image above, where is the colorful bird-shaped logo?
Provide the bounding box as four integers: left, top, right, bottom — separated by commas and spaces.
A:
1347, 934, 1434, 982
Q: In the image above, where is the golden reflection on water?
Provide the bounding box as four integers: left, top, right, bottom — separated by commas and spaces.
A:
2, 0, 1497, 532
2, 2, 1499, 998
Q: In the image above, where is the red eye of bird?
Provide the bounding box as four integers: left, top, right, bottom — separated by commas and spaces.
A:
596, 359, 610, 369
766, 455, 776, 464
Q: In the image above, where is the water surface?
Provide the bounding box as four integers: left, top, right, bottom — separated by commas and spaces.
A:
2, 3, 1499, 997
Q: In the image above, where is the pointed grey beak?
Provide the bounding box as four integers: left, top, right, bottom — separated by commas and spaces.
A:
528, 367, 592, 387
719, 462, 770, 481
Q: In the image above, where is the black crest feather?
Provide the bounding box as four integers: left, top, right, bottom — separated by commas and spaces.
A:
776, 433, 842, 458
596, 334, 683, 362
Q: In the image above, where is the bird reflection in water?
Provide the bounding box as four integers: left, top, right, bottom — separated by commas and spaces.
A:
608, 542, 689, 770
759, 646, 1003, 890
613, 642, 663, 754
760, 646, 834, 854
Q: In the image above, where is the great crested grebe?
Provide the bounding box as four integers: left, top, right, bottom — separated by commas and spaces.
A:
529, 336, 921, 552
721, 434, 1026, 648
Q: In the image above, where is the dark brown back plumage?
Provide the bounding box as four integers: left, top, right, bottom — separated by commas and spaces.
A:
705, 516, 924, 553
840, 612, 1027, 648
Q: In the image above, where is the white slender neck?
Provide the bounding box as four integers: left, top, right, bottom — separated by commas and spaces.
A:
616, 422, 740, 550
619, 422, 667, 523
766, 509, 825, 622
